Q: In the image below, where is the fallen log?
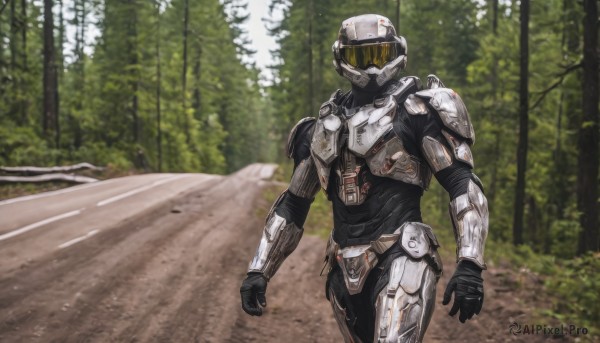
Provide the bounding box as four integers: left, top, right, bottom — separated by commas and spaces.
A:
0, 162, 105, 175
0, 173, 99, 184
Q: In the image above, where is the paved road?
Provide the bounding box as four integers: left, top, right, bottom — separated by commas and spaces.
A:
0, 163, 563, 343
0, 164, 336, 343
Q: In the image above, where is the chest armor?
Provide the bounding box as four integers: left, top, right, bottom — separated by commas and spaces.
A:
311, 95, 431, 206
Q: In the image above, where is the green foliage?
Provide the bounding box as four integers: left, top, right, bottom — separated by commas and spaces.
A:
0, 125, 53, 165
544, 253, 600, 331
0, 0, 275, 174
549, 219, 581, 259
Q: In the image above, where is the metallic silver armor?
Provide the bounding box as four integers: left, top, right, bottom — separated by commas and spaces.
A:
347, 96, 396, 157
288, 157, 321, 198
426, 74, 445, 89
311, 88, 432, 201
248, 212, 303, 280
367, 136, 430, 188
332, 15, 408, 89
373, 222, 441, 342
337, 245, 379, 294
311, 103, 343, 190
374, 257, 438, 342
421, 136, 453, 173
329, 289, 364, 343
330, 222, 443, 342
403, 94, 428, 115
249, 135, 321, 279
449, 180, 489, 269
335, 149, 369, 206
287, 117, 316, 158
442, 129, 474, 168
415, 88, 475, 142
335, 222, 441, 296
243, 14, 488, 343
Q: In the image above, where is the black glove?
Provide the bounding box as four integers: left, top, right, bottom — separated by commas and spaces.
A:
240, 273, 268, 316
442, 260, 484, 323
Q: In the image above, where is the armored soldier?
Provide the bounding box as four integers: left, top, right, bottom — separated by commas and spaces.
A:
240, 14, 488, 343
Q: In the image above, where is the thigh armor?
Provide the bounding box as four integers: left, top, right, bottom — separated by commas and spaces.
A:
326, 222, 443, 343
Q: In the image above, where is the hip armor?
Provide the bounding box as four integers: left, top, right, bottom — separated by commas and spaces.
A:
330, 222, 442, 295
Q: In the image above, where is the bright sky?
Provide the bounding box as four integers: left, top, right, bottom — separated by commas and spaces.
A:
60, 0, 281, 84
242, 0, 282, 84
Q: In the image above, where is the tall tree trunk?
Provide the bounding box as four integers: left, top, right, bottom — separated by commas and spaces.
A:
306, 0, 314, 115
513, 0, 529, 246
577, 0, 599, 253
55, 0, 65, 154
395, 0, 400, 32
192, 44, 202, 119
20, 0, 27, 124
0, 9, 3, 89
0, 0, 9, 15
156, 0, 162, 172
72, 0, 86, 148
128, 0, 139, 144
58, 0, 64, 73
492, 0, 498, 33
488, 0, 500, 204
43, 0, 58, 147
182, 0, 190, 143
9, 0, 18, 124
551, 0, 574, 224
9, 0, 16, 71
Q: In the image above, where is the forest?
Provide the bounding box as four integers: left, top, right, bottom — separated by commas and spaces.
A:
0, 0, 598, 336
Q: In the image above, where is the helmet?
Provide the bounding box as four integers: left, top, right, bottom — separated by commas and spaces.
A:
332, 14, 407, 90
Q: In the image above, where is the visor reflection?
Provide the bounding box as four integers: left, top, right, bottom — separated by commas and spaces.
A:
341, 43, 400, 69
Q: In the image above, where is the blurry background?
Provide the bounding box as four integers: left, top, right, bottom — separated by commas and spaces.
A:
0, 0, 598, 341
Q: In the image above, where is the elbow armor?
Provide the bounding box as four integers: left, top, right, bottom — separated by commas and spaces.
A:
449, 180, 489, 269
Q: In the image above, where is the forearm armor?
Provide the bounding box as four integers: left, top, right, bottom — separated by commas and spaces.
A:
248, 211, 303, 280
449, 180, 489, 269
248, 156, 320, 280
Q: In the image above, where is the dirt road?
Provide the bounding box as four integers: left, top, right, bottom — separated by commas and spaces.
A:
0, 164, 576, 342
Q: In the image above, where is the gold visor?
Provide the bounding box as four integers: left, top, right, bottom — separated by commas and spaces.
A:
340, 42, 400, 69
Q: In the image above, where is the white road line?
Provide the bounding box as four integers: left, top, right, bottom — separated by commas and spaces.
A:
58, 230, 99, 249
0, 208, 84, 242
0, 179, 118, 207
96, 174, 189, 207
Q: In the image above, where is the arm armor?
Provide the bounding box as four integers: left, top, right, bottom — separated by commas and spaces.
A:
449, 180, 489, 269
410, 80, 488, 269
248, 119, 320, 280
420, 138, 488, 269
248, 211, 303, 280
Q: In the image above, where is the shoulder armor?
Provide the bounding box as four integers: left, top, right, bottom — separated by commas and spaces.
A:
380, 76, 422, 103
404, 94, 428, 115
415, 88, 475, 143
426, 74, 445, 89
287, 117, 316, 158
310, 91, 347, 190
